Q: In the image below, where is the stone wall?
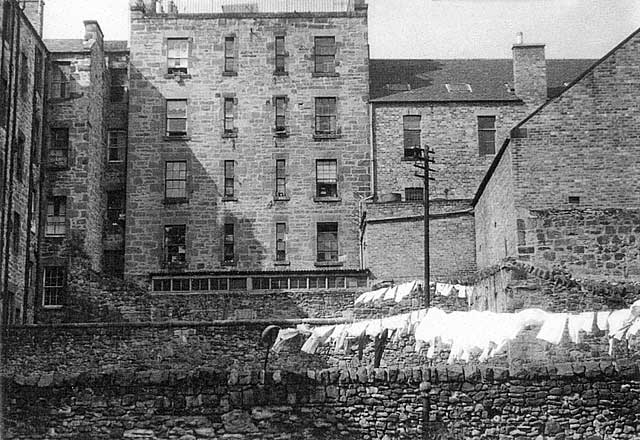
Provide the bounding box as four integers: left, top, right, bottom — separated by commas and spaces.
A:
5, 362, 640, 439
364, 201, 476, 282
0, 4, 47, 324
372, 102, 528, 201
516, 209, 640, 281
474, 146, 517, 270
126, 8, 371, 276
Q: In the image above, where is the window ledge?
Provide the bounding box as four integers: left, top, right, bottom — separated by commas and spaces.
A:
164, 73, 192, 80
44, 235, 66, 240
273, 195, 290, 202
314, 197, 341, 203
274, 129, 290, 138
401, 157, 419, 162
273, 71, 289, 76
312, 72, 340, 78
313, 134, 340, 141
315, 261, 344, 268
222, 196, 238, 202
221, 260, 237, 267
222, 71, 238, 77
274, 261, 291, 267
42, 305, 64, 310
164, 135, 191, 141
163, 197, 189, 205
222, 130, 238, 139
108, 160, 125, 164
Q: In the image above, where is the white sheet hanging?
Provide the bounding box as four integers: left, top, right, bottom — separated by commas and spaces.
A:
537, 313, 568, 345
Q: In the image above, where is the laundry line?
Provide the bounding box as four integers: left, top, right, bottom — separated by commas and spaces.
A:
354, 280, 474, 305
271, 301, 640, 364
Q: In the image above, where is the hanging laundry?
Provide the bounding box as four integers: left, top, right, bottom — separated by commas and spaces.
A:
596, 311, 611, 331
365, 319, 384, 338
454, 285, 467, 299
384, 285, 398, 301
517, 308, 549, 326
346, 320, 370, 338
354, 287, 387, 305
272, 328, 302, 353
608, 309, 632, 341
395, 281, 416, 303
436, 283, 455, 297
567, 312, 595, 344
537, 313, 568, 345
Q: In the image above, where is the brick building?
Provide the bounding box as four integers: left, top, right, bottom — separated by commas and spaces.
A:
0, 0, 47, 324
363, 43, 594, 283
125, 0, 371, 291
474, 27, 640, 281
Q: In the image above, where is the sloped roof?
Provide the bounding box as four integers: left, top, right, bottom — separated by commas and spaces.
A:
370, 59, 596, 103
45, 39, 129, 53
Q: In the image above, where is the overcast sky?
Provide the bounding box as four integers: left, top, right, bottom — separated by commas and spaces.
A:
43, 0, 640, 59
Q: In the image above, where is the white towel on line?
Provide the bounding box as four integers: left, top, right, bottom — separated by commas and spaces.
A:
537, 313, 568, 345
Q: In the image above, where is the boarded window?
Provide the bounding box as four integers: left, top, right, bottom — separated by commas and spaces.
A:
478, 116, 496, 155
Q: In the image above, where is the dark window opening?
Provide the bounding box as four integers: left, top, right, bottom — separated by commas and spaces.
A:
223, 223, 234, 263
51, 62, 71, 99
275, 159, 286, 197
405, 187, 424, 202
568, 196, 581, 205
46, 196, 66, 237
276, 222, 286, 262
275, 36, 285, 73
316, 159, 338, 198
224, 37, 236, 73
110, 68, 127, 102
275, 96, 286, 131
165, 225, 186, 264
48, 128, 69, 168
106, 191, 125, 230
314, 36, 336, 74
104, 251, 124, 278
403, 115, 421, 159
317, 222, 338, 262
478, 116, 496, 155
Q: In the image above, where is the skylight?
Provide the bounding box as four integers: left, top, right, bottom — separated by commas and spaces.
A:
445, 83, 472, 93
387, 83, 411, 92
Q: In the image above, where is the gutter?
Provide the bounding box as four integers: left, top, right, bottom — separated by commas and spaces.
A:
365, 208, 474, 225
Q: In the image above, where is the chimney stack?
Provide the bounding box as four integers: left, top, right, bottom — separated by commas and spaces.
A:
512, 33, 547, 106
21, 0, 45, 37
83, 20, 104, 50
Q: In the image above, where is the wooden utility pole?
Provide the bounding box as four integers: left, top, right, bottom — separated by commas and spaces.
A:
413, 147, 435, 309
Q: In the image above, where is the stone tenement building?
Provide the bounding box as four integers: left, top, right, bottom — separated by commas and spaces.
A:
126, 0, 371, 291
362, 46, 594, 282
475, 27, 640, 281
38, 23, 130, 322
0, 0, 47, 325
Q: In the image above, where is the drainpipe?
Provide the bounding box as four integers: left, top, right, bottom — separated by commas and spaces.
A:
358, 194, 374, 271
369, 101, 376, 200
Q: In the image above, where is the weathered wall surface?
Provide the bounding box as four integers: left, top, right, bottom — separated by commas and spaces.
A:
372, 102, 527, 201
474, 146, 517, 270
5, 363, 640, 439
126, 9, 371, 276
364, 201, 476, 283
516, 209, 640, 281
